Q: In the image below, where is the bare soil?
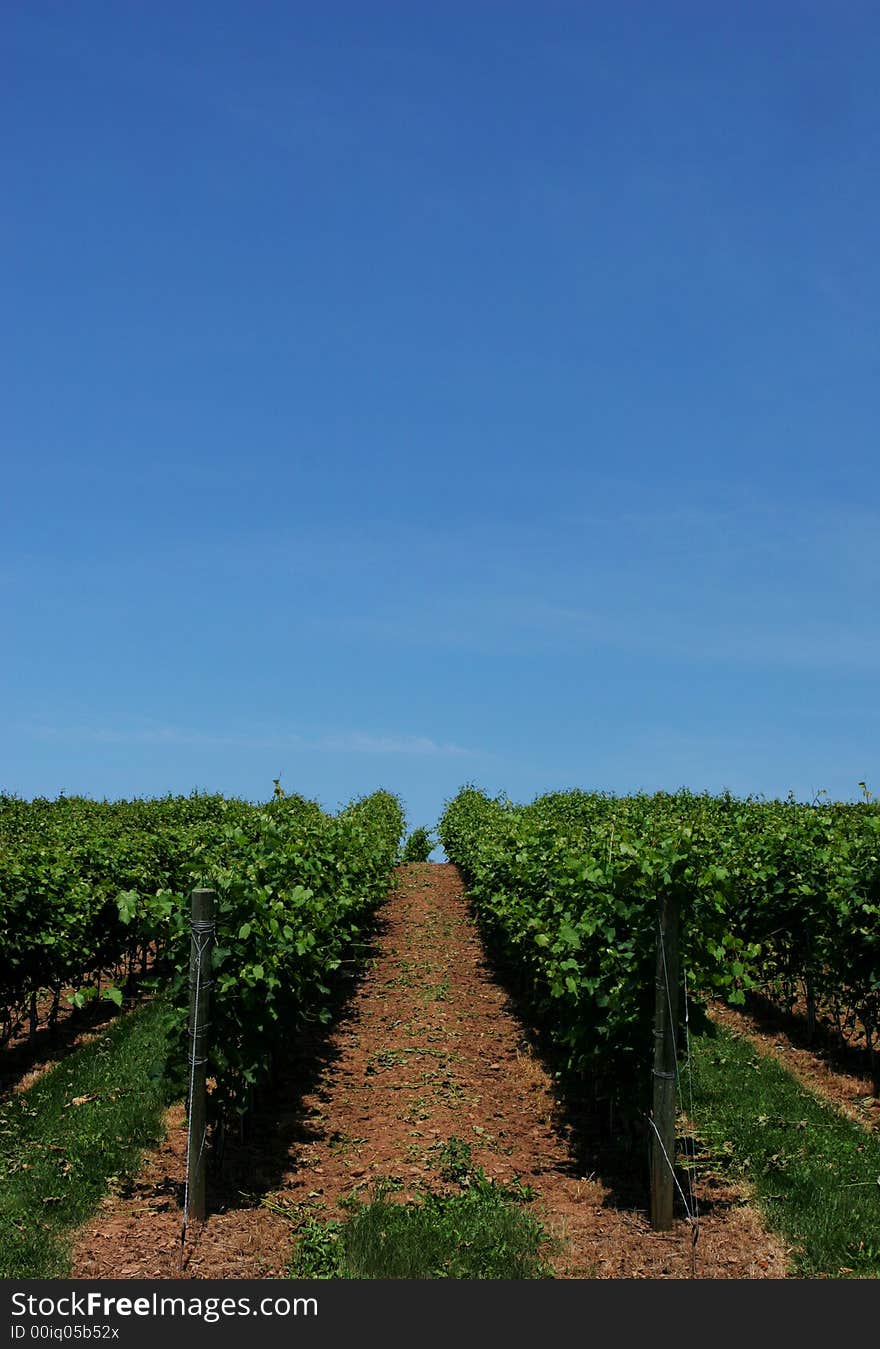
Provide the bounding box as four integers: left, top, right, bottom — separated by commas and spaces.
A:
70, 865, 788, 1280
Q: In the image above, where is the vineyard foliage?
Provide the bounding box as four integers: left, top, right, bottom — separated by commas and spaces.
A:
439, 787, 880, 1113
0, 793, 231, 1034
0, 789, 404, 1124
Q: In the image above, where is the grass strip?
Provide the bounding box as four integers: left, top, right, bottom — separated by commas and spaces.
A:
0, 1000, 172, 1277
690, 1022, 880, 1277
289, 1184, 552, 1280
288, 1141, 554, 1280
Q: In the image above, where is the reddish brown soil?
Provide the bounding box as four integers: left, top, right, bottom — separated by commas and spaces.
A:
70, 865, 788, 1280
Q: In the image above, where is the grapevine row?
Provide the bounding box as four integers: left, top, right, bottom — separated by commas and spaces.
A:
439, 786, 880, 1114
0, 789, 405, 1126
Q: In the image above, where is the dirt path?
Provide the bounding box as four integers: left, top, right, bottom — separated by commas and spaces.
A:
71, 864, 787, 1279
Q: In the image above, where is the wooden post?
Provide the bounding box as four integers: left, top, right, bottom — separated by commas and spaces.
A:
186, 887, 215, 1224
650, 891, 679, 1231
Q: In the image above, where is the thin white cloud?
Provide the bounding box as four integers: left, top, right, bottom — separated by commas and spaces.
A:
316, 731, 474, 757
28, 725, 282, 750
518, 603, 880, 673
24, 723, 477, 758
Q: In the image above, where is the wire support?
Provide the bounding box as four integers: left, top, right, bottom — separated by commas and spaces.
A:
680, 965, 700, 1226
656, 918, 700, 1272
181, 916, 213, 1251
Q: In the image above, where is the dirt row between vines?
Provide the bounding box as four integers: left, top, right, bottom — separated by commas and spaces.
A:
71, 864, 787, 1279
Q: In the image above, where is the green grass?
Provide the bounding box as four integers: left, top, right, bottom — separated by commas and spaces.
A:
0, 999, 172, 1277
691, 1022, 880, 1277
288, 1140, 554, 1280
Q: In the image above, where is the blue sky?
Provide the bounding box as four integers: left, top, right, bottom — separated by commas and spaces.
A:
2, 1, 878, 840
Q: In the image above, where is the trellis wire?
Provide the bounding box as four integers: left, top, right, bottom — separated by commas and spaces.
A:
656, 916, 700, 1274
180, 915, 214, 1258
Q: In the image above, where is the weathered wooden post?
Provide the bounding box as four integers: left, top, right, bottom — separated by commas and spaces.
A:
185, 887, 215, 1224
650, 891, 679, 1231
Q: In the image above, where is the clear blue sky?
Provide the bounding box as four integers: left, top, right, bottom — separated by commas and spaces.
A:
2, 1, 878, 838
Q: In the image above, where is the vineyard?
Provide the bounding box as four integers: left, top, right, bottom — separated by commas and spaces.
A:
2, 783, 880, 1279
0, 789, 404, 1127
439, 786, 880, 1109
